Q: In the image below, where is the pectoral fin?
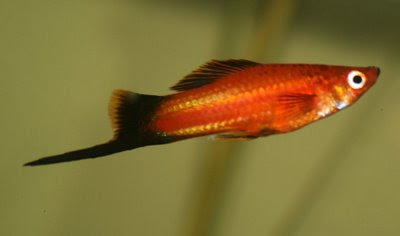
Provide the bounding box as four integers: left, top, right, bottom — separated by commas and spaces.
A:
276, 93, 316, 120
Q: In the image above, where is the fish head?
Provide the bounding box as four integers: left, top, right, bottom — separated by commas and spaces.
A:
326, 65, 380, 111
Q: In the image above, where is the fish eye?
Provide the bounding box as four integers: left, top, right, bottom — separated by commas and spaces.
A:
347, 70, 366, 89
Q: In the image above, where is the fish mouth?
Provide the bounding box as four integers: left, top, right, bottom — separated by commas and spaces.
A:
368, 66, 380, 79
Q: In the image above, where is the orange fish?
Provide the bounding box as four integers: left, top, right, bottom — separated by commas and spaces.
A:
25, 59, 380, 166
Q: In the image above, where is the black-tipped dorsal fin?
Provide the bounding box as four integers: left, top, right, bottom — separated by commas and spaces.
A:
171, 59, 260, 91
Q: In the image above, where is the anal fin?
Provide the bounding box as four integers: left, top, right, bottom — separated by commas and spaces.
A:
213, 128, 276, 140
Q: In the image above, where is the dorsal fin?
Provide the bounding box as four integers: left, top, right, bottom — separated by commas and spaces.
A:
171, 59, 260, 91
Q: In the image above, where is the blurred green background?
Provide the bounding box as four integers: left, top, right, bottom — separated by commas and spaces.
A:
1, 0, 399, 235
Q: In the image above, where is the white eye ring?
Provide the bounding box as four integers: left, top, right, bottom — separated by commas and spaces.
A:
347, 70, 366, 89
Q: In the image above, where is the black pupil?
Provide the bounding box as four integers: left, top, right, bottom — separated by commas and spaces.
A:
353, 75, 363, 84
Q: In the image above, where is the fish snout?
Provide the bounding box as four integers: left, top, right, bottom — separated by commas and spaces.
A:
375, 67, 381, 76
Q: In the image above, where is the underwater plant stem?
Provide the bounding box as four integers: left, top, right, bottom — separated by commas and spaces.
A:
182, 0, 298, 235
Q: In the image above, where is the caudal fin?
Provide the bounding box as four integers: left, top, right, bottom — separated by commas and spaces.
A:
24, 90, 163, 166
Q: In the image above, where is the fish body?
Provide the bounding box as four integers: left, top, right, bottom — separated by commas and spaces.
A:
25, 60, 380, 166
